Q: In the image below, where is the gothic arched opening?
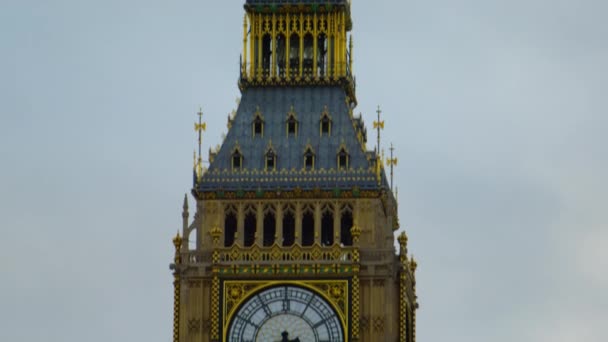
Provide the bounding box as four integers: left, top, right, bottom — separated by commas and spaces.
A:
262, 34, 272, 76
276, 33, 286, 77
289, 33, 300, 75
301, 207, 314, 246
224, 209, 237, 247
340, 206, 353, 246
303, 33, 314, 75
282, 206, 295, 247
263, 208, 276, 247
321, 206, 334, 246
317, 33, 327, 77
244, 208, 256, 247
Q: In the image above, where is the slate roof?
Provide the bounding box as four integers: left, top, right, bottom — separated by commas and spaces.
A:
196, 86, 389, 192
246, 0, 348, 5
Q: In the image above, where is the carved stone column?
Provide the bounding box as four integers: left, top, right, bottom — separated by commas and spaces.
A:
350, 224, 362, 341
171, 233, 183, 342
209, 226, 222, 342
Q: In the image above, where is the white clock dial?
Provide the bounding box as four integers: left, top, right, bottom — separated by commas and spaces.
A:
228, 285, 343, 342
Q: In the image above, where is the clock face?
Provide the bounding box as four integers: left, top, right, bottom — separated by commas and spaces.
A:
227, 285, 344, 342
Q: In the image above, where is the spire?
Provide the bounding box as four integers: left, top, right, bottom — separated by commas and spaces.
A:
373, 105, 384, 154
182, 193, 189, 211
194, 108, 207, 181
386, 142, 398, 191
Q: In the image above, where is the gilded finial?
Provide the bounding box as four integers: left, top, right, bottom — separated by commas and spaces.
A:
373, 105, 384, 154
173, 231, 183, 255
398, 231, 408, 250
386, 142, 398, 190
194, 108, 206, 181
409, 256, 418, 273
209, 226, 222, 246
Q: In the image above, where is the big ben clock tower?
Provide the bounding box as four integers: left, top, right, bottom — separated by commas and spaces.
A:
170, 1, 418, 341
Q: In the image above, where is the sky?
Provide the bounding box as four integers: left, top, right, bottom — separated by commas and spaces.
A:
1, 0, 607, 341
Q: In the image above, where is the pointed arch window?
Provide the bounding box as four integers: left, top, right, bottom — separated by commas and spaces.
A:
224, 205, 238, 247
265, 148, 277, 171
340, 204, 353, 246
282, 204, 295, 247
276, 34, 286, 77
289, 33, 300, 72
232, 147, 243, 170
252, 108, 264, 138
303, 34, 314, 75
321, 204, 334, 246
301, 204, 315, 247
286, 106, 298, 137
337, 146, 349, 170
263, 205, 276, 247
304, 146, 315, 171
244, 205, 257, 247
320, 107, 332, 136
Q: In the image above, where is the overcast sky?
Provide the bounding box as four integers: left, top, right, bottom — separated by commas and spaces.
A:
1, 0, 607, 341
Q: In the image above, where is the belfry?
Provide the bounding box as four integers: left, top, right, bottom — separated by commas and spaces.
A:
170, 1, 418, 341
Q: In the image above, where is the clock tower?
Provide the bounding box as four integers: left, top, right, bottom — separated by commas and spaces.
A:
170, 1, 418, 341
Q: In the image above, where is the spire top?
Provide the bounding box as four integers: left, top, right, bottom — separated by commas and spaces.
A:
194, 108, 207, 181
373, 105, 384, 154
386, 142, 398, 191
182, 194, 188, 210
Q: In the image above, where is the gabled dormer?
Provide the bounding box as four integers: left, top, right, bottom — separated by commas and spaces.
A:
320, 105, 332, 136
286, 106, 299, 137
231, 144, 243, 171
265, 142, 277, 171
252, 107, 264, 138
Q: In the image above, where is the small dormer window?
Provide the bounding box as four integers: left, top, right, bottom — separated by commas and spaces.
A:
265, 149, 276, 171
253, 117, 263, 137
321, 116, 331, 135
252, 107, 264, 138
232, 149, 243, 170
286, 106, 298, 137
337, 147, 349, 170
304, 147, 315, 170
320, 107, 332, 136
288, 118, 297, 135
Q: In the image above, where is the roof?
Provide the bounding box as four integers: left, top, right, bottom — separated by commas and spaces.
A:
196, 86, 388, 192
245, 0, 348, 5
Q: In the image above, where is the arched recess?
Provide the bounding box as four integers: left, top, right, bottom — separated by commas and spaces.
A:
303, 145, 315, 170
224, 205, 238, 247
263, 205, 276, 246
317, 33, 328, 77
340, 204, 353, 246
301, 204, 314, 246
289, 33, 300, 75
282, 205, 296, 247
303, 33, 314, 76
262, 33, 272, 76
337, 146, 349, 170
276, 33, 286, 77
244, 205, 256, 247
321, 204, 334, 246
